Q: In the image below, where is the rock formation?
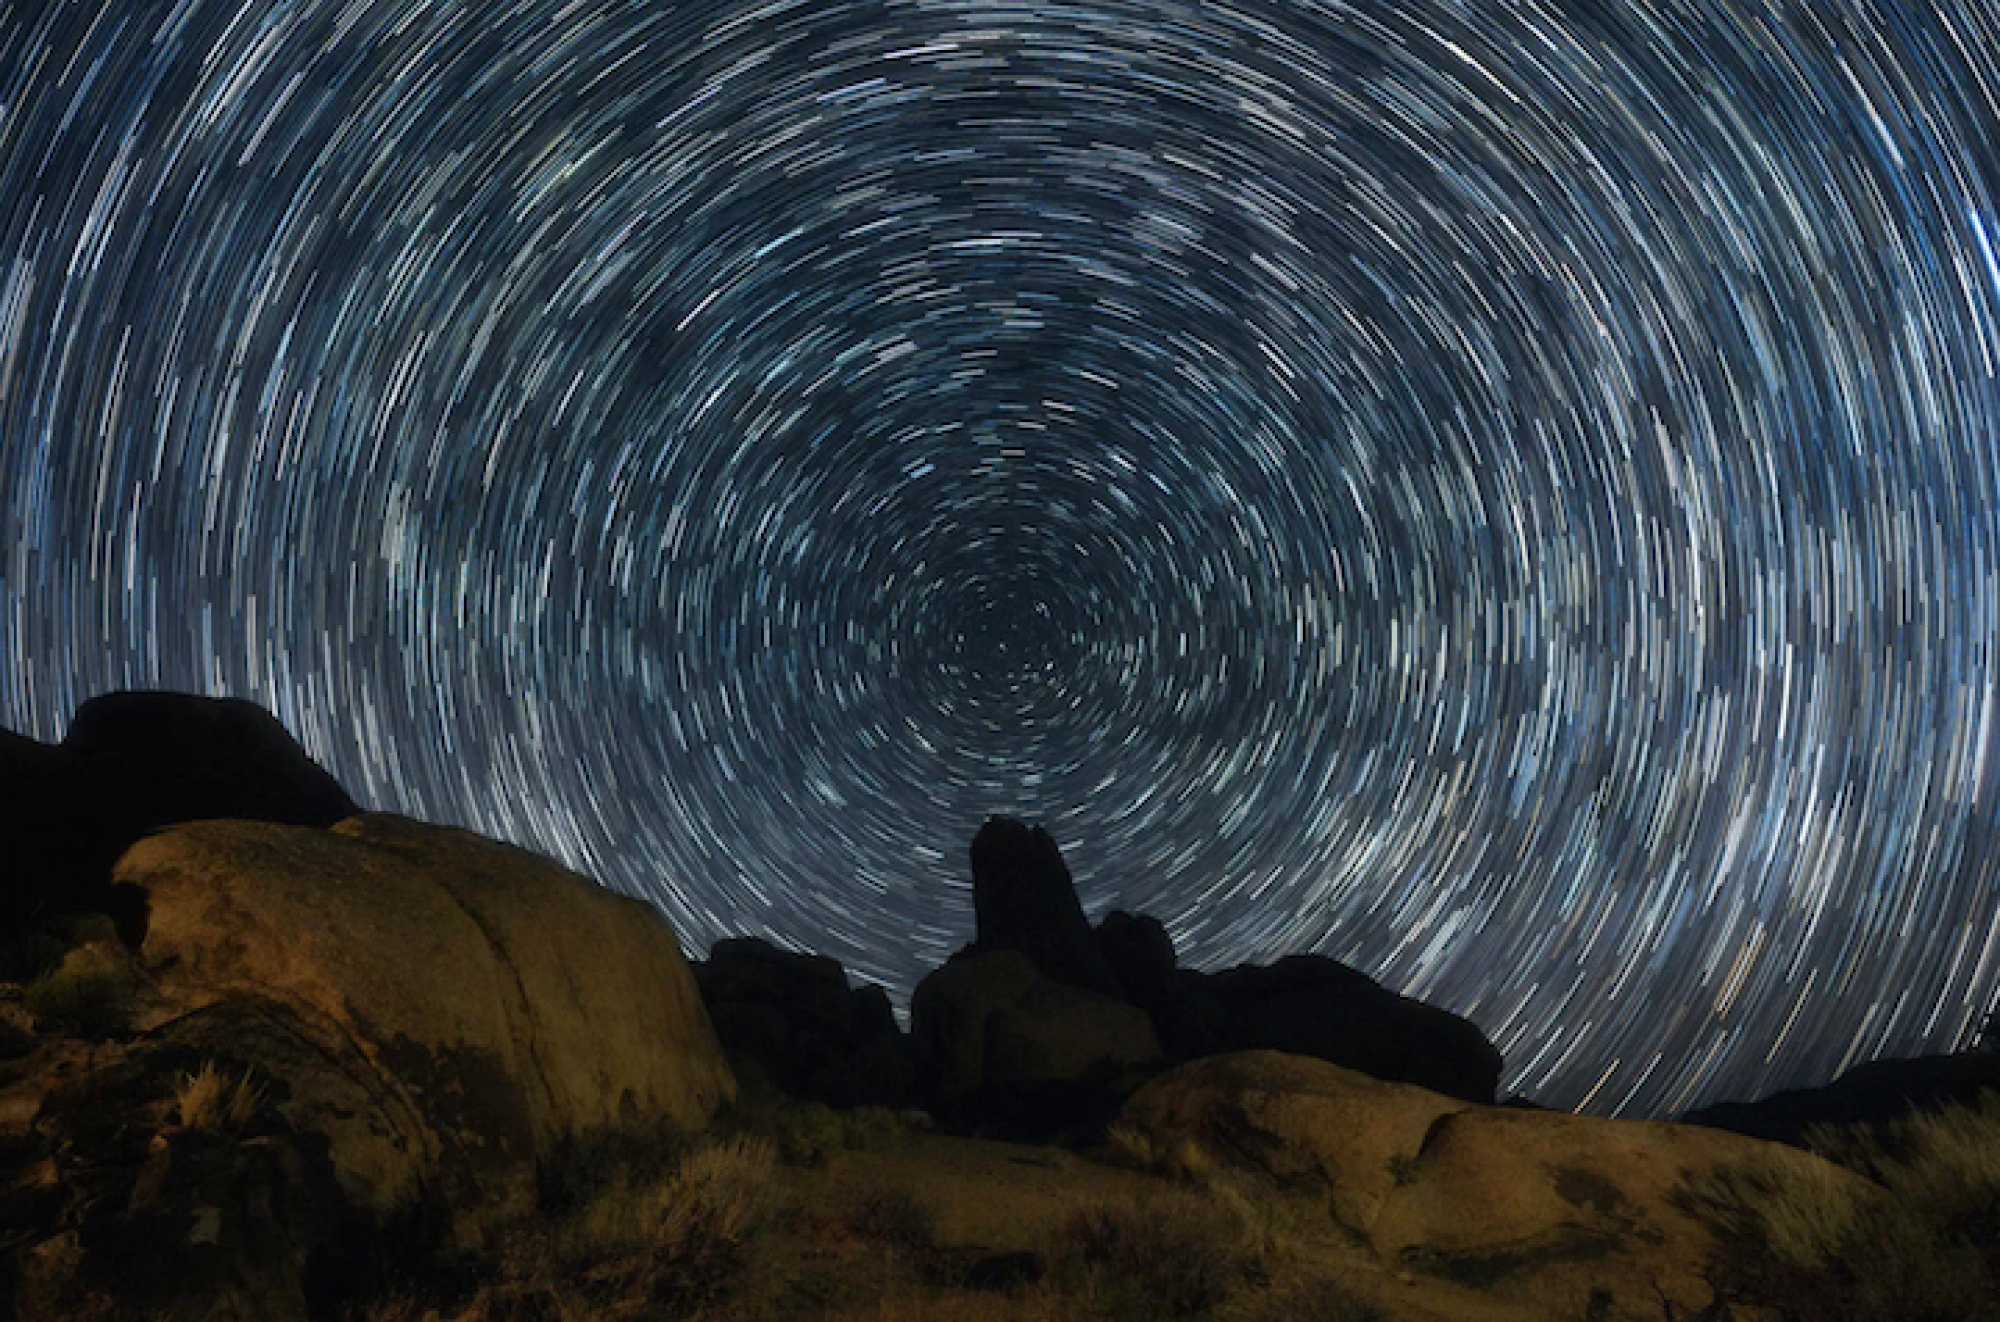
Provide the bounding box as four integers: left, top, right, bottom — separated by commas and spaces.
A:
1121, 1050, 1871, 1318
123, 814, 736, 1222
1093, 909, 1176, 1003
912, 949, 1160, 1096
968, 816, 1122, 996
0, 692, 359, 932
1204, 954, 1504, 1104
695, 936, 916, 1107
912, 816, 1503, 1132
4, 810, 736, 1318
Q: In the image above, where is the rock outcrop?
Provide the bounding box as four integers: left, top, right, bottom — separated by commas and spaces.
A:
912, 949, 1161, 1140
1118, 1049, 1470, 1230
968, 817, 1121, 996
915, 816, 1503, 1132
1122, 1050, 1869, 1318
1094, 909, 1176, 1004
1203, 954, 1504, 1104
912, 950, 1160, 1097
122, 814, 735, 1225
695, 936, 916, 1107
4, 811, 737, 1319
0, 692, 359, 931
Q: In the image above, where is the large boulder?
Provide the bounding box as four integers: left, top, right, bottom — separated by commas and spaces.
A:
117, 814, 735, 1231
968, 817, 1121, 996
695, 936, 916, 1107
1122, 1050, 1868, 1318
1119, 1050, 1470, 1231
912, 950, 1159, 1096
14, 1005, 359, 1322
1204, 955, 1502, 1103
1368, 1102, 1867, 1316
1, 693, 359, 932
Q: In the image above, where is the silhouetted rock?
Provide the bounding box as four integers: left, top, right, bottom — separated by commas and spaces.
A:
912, 950, 1159, 1097
0, 692, 359, 933
911, 948, 1161, 1141
1094, 910, 1176, 1004
1145, 968, 1236, 1058
968, 817, 1121, 996
119, 814, 735, 1235
1203, 955, 1502, 1104
1681, 1051, 2000, 1147
696, 937, 916, 1108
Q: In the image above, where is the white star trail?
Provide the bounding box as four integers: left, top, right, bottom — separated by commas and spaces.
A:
4, 0, 2000, 1115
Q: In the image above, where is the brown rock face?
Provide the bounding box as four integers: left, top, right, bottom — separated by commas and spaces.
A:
119, 814, 736, 1230
1120, 1050, 1470, 1231
968, 817, 1121, 996
1122, 1050, 1868, 1318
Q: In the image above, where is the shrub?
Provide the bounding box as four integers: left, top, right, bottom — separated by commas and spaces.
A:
1105, 1123, 1215, 1186
24, 968, 130, 1036
173, 1060, 264, 1131
647, 1136, 781, 1315
1685, 1091, 2000, 1322
849, 1186, 938, 1253
1208, 1174, 1321, 1275
717, 1092, 847, 1167
537, 1117, 692, 1217
1056, 1192, 1242, 1319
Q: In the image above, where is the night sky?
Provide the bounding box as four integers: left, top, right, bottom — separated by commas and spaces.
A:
6, 0, 2000, 1117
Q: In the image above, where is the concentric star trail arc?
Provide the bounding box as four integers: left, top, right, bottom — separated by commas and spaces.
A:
5, 0, 2000, 1115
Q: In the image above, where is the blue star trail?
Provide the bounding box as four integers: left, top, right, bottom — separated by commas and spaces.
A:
6, 0, 2000, 1116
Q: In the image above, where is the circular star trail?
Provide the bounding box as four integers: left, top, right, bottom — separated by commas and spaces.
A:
7, 0, 2000, 1116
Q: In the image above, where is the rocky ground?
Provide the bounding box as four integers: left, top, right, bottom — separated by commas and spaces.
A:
3, 692, 1998, 1321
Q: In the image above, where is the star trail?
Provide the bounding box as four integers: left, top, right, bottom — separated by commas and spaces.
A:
6, 0, 2000, 1116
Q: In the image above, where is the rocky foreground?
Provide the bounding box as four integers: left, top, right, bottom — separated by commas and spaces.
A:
2, 693, 1996, 1321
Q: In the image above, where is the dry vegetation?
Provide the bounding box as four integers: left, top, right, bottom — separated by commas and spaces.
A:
258, 1085, 2000, 1322
1683, 1090, 2000, 1322
338, 1095, 1401, 1322
170, 1058, 265, 1131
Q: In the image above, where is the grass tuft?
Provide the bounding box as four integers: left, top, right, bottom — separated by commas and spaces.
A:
172, 1059, 265, 1131
647, 1135, 782, 1314
1105, 1123, 1217, 1187
1685, 1090, 2000, 1322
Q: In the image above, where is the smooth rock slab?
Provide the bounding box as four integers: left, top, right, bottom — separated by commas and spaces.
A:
120, 813, 735, 1227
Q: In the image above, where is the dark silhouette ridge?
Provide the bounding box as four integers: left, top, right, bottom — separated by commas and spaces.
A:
690, 813, 1503, 1136
900, 816, 1503, 1139
0, 692, 359, 939
1680, 1051, 2000, 1147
